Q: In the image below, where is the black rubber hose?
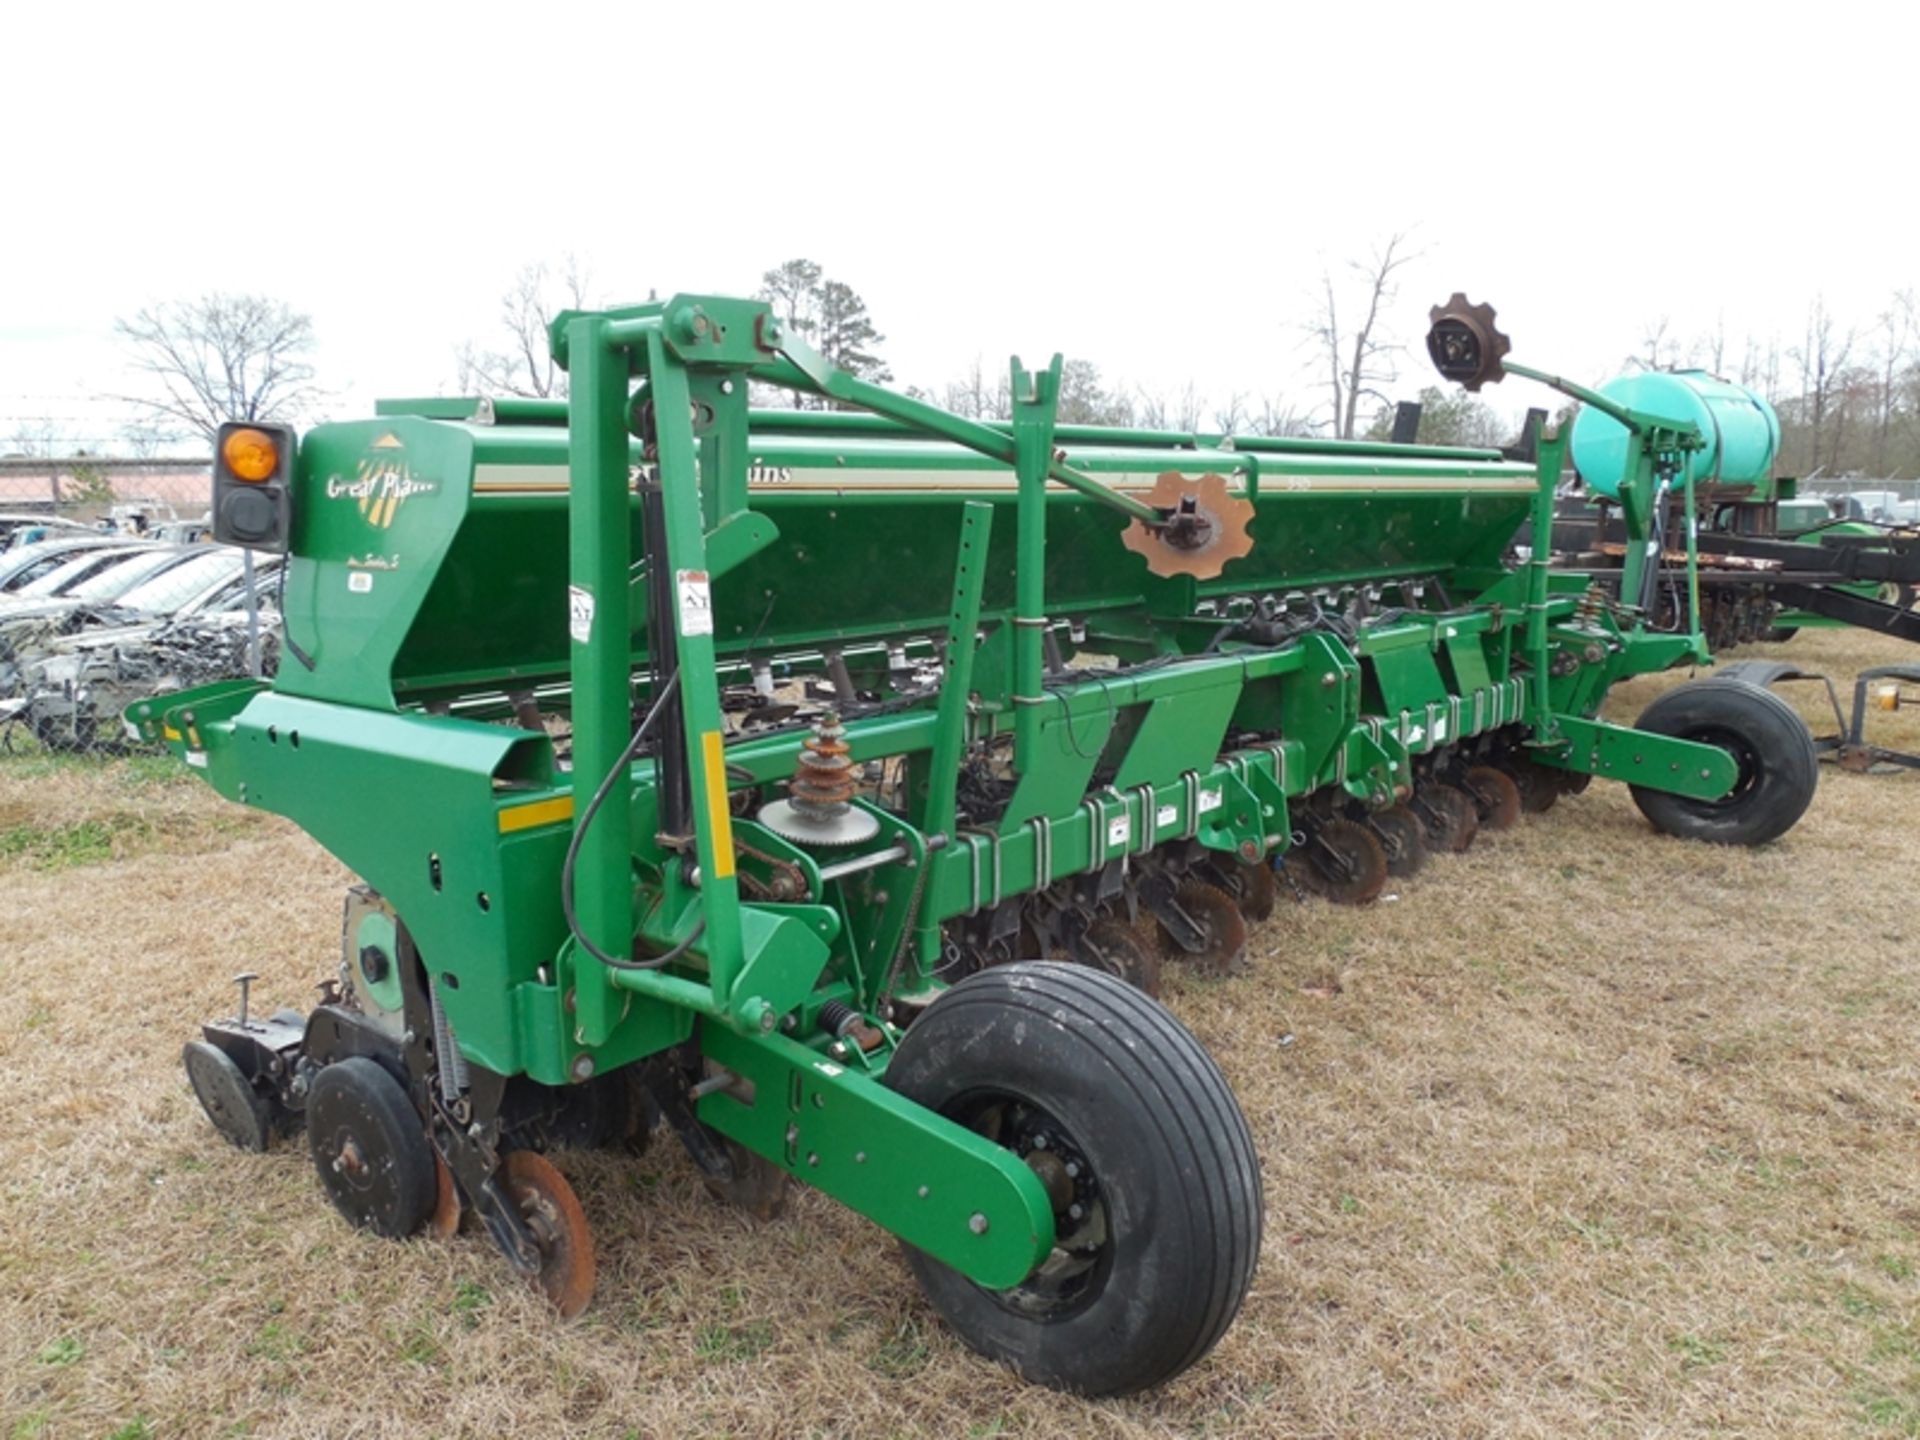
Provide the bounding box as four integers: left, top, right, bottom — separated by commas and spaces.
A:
560, 671, 707, 972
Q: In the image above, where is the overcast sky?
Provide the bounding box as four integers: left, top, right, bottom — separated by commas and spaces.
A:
3, 2, 1911, 449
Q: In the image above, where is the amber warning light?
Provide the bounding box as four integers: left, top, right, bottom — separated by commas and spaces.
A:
221, 427, 279, 482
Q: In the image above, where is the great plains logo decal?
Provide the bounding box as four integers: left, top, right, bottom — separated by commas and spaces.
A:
327, 448, 438, 529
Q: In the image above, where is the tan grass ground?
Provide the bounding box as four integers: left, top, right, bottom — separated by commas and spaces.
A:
4, 627, 1920, 1439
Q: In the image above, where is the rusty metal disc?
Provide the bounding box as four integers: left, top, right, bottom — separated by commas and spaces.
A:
1176, 879, 1250, 974
1370, 805, 1428, 878
1300, 819, 1387, 905
1463, 765, 1522, 832
1228, 858, 1278, 922
1120, 472, 1255, 581
701, 1137, 790, 1222
428, 1154, 461, 1240
1505, 759, 1560, 814
1075, 918, 1164, 997
1417, 785, 1479, 853
501, 1149, 595, 1319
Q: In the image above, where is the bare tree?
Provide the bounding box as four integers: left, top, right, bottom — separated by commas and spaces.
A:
1791, 297, 1856, 473
456, 258, 595, 399
1210, 393, 1249, 435
1250, 395, 1315, 438
1874, 290, 1915, 474
113, 294, 321, 442
1634, 316, 1678, 372
1308, 231, 1416, 439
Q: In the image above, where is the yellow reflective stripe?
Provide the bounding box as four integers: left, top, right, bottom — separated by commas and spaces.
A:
701, 730, 736, 879
498, 795, 574, 834
162, 725, 182, 742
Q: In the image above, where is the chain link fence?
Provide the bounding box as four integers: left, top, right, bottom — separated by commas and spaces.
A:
0, 468, 279, 757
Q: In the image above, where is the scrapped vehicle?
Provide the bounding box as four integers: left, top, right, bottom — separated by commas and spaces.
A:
0, 546, 211, 694
8, 553, 282, 748
0, 545, 161, 613
0, 535, 145, 593
0, 514, 96, 550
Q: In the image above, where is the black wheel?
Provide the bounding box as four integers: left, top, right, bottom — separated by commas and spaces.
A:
183, 1040, 273, 1152
306, 1057, 437, 1239
1629, 678, 1818, 846
887, 962, 1261, 1397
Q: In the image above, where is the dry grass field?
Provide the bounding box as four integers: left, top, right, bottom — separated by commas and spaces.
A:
4, 627, 1919, 1439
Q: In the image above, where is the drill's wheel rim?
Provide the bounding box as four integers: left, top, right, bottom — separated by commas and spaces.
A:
501, 1149, 596, 1319
1119, 472, 1256, 581
305, 1057, 438, 1240
1074, 918, 1164, 997
1418, 785, 1480, 853
1370, 805, 1429, 879
946, 1093, 1110, 1320
183, 1040, 272, 1153
1463, 765, 1522, 832
1303, 818, 1388, 905
1159, 880, 1248, 975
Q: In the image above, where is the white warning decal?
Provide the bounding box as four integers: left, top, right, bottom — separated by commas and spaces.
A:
1198, 788, 1224, 814
676, 569, 714, 637
1108, 815, 1131, 848
1156, 803, 1178, 830
568, 585, 594, 644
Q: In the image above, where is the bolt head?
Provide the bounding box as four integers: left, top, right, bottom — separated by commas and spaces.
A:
570, 1053, 596, 1083
968, 1212, 989, 1235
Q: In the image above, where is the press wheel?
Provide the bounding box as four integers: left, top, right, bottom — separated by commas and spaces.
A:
1075, 918, 1164, 997
1299, 818, 1387, 905
1156, 880, 1248, 975
306, 1057, 437, 1240
1417, 784, 1479, 853
500, 1149, 595, 1318
1463, 765, 1522, 832
1370, 805, 1428, 879
183, 1040, 273, 1153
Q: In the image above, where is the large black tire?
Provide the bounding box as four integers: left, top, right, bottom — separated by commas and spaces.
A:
886, 962, 1261, 1396
1629, 678, 1817, 846
306, 1057, 437, 1240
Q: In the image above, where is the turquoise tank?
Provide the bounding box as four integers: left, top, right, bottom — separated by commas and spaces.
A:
1570, 370, 1780, 499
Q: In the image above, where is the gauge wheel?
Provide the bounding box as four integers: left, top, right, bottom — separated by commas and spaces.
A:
887, 962, 1261, 1396
1629, 678, 1817, 845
